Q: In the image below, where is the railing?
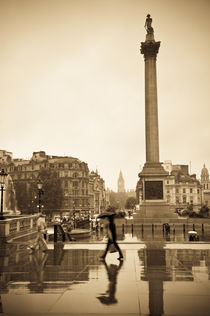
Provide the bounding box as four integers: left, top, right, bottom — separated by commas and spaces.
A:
0, 214, 40, 242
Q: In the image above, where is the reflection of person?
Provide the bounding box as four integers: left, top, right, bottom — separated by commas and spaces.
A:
98, 206, 123, 260
144, 14, 154, 34
28, 250, 48, 292
53, 241, 65, 265
97, 260, 123, 305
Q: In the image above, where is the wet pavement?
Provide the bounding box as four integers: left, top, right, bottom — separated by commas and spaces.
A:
0, 239, 210, 315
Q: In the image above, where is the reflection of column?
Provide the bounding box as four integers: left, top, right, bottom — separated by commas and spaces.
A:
147, 248, 164, 315
139, 242, 171, 316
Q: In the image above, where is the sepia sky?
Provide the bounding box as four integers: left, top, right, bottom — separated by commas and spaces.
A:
0, 0, 210, 191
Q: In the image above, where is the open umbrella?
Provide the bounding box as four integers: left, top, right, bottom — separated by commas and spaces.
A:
97, 211, 115, 219
188, 231, 197, 234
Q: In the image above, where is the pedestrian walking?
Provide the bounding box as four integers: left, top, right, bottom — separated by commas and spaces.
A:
29, 214, 48, 252
98, 206, 123, 260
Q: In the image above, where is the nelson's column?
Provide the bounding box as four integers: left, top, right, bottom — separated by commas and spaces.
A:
136, 15, 176, 218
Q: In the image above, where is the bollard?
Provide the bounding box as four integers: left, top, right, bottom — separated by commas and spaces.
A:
173, 225, 175, 234
54, 224, 57, 243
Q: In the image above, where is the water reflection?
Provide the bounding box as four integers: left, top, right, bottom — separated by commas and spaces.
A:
138, 241, 210, 316
28, 250, 48, 293
0, 244, 101, 293
53, 241, 65, 265
96, 260, 123, 305
0, 241, 210, 314
139, 242, 169, 315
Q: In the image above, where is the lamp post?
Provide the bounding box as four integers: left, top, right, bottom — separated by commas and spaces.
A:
72, 200, 76, 229
37, 179, 44, 213
87, 201, 90, 220
0, 169, 8, 219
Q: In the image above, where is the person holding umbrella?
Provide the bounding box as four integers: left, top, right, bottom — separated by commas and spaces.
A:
98, 206, 123, 261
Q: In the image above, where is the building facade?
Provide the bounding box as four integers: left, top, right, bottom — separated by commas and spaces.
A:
0, 150, 107, 217
162, 161, 202, 212
88, 170, 108, 216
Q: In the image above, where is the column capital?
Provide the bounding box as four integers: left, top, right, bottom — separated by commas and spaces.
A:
140, 41, 160, 60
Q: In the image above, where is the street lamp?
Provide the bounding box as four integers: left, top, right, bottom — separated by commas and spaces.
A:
0, 169, 8, 219
87, 201, 90, 219
37, 179, 44, 213
72, 200, 76, 229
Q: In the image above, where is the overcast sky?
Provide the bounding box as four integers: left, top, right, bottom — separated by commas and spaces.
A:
0, 0, 209, 191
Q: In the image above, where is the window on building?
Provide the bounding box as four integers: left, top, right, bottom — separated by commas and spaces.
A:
167, 180, 169, 184
73, 181, 78, 187
190, 188, 193, 194
64, 180, 68, 188
73, 172, 78, 178
183, 188, 186, 194
207, 184, 209, 189
176, 188, 179, 194
190, 199, 193, 204
167, 190, 170, 194
197, 189, 200, 194
183, 196, 187, 203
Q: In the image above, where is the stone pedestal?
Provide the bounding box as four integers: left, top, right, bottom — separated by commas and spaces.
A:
137, 162, 177, 218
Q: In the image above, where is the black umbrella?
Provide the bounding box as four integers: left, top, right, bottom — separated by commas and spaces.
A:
97, 211, 115, 219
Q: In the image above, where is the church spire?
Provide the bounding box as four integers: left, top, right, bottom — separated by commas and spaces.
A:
118, 170, 125, 192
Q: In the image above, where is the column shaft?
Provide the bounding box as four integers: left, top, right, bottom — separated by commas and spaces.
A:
145, 57, 159, 163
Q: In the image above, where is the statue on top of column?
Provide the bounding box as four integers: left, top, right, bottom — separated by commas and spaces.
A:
144, 14, 154, 35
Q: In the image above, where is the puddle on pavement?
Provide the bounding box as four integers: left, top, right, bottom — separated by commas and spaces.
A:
0, 241, 210, 315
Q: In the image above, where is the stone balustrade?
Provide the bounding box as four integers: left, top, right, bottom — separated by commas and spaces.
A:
0, 214, 39, 242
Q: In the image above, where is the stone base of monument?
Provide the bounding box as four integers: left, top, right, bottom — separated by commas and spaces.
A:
134, 202, 178, 219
